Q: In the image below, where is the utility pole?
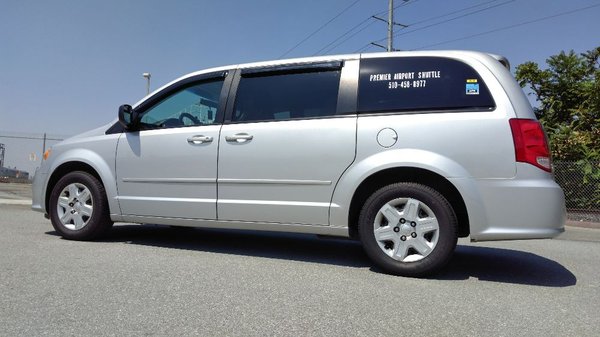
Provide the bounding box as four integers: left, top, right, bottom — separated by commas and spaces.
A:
143, 72, 151, 95
387, 0, 394, 52
371, 0, 408, 52
42, 133, 47, 158
0, 143, 5, 168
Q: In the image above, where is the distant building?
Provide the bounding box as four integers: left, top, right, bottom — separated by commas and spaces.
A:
0, 143, 30, 180
0, 167, 29, 180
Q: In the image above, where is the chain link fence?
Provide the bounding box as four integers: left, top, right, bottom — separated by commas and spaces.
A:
2, 131, 599, 223
0, 131, 67, 180
553, 161, 600, 222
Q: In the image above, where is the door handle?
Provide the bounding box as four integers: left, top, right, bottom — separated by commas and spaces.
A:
225, 133, 253, 143
187, 135, 213, 144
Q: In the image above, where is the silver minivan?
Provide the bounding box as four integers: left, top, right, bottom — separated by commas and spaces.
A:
32, 51, 566, 276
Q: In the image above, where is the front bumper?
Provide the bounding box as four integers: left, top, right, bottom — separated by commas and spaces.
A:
31, 168, 47, 214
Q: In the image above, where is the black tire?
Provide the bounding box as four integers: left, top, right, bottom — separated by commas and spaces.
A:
49, 171, 113, 240
358, 183, 457, 277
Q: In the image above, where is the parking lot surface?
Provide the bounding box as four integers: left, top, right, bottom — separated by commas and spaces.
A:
1, 200, 599, 336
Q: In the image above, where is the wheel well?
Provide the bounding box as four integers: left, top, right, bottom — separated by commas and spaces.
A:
45, 162, 103, 212
348, 167, 470, 239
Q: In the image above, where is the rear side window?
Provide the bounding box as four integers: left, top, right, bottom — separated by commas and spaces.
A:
232, 70, 340, 122
358, 57, 495, 113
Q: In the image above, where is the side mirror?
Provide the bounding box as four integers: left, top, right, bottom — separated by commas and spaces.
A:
118, 104, 139, 130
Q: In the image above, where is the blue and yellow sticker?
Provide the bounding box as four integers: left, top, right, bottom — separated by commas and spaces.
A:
466, 79, 479, 95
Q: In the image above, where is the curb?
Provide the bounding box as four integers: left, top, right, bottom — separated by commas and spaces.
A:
0, 199, 31, 205
566, 220, 600, 230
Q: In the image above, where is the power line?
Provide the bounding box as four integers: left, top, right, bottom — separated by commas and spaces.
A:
372, 0, 516, 44
314, 0, 422, 56
318, 20, 377, 55
314, 17, 373, 55
407, 0, 502, 27
371, 0, 423, 17
356, 43, 375, 53
0, 135, 64, 141
392, 0, 423, 12
413, 3, 600, 50
278, 0, 362, 59
354, 0, 507, 52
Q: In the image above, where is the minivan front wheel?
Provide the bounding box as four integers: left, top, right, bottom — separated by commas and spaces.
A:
359, 183, 457, 277
49, 171, 113, 240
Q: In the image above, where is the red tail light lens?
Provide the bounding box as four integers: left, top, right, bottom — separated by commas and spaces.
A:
509, 119, 552, 172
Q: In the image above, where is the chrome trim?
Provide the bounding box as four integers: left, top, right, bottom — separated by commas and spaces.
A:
187, 135, 213, 144
225, 133, 254, 142
121, 178, 216, 184
117, 196, 216, 203
219, 199, 333, 207
218, 179, 332, 185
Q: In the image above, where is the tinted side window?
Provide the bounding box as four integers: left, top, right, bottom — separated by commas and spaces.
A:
139, 79, 224, 129
232, 70, 340, 122
358, 57, 495, 113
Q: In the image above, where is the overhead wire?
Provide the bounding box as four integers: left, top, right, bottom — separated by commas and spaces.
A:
353, 0, 512, 52
388, 0, 424, 14
371, 0, 516, 44
278, 0, 362, 59
405, 0, 503, 29
0, 134, 65, 141
314, 0, 423, 56
317, 20, 377, 55
412, 3, 600, 50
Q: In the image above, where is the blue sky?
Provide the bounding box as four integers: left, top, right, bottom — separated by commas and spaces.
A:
1, 0, 599, 174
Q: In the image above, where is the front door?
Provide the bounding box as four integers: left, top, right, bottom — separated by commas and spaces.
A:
116, 74, 229, 219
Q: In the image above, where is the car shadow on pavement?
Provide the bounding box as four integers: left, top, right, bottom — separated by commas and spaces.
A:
435, 245, 577, 287
99, 224, 371, 268
46, 225, 577, 286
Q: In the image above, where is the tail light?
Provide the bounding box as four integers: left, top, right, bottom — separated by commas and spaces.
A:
509, 118, 552, 172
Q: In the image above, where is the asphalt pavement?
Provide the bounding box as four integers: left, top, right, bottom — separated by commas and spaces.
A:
1, 200, 599, 337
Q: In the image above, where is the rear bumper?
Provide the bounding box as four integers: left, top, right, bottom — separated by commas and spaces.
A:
453, 166, 566, 241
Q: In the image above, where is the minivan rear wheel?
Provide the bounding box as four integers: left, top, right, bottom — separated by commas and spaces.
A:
49, 171, 113, 240
358, 183, 457, 277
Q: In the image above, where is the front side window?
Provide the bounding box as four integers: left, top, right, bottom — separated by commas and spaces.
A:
232, 70, 341, 123
139, 79, 224, 129
358, 57, 495, 113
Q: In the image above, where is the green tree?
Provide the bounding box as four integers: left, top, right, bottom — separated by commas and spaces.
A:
516, 47, 600, 210
515, 47, 600, 161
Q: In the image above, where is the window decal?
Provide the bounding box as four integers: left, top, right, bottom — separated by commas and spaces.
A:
359, 57, 495, 113
466, 79, 480, 95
